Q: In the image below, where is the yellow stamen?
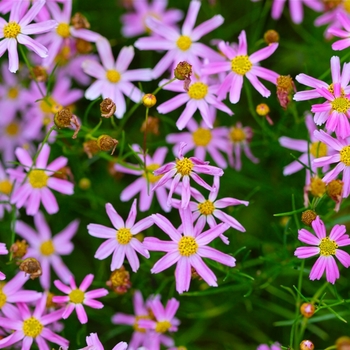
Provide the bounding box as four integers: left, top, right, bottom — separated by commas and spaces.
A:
192, 128, 212, 147
56, 23, 70, 38
116, 228, 132, 244
319, 237, 338, 256
22, 317, 43, 338
231, 55, 252, 75
176, 158, 193, 176
28, 170, 49, 189
176, 35, 192, 51
340, 145, 350, 166
106, 69, 121, 83
178, 236, 198, 256
3, 22, 21, 38
309, 142, 327, 158
198, 200, 215, 215
187, 82, 208, 100
40, 240, 55, 256
69, 289, 85, 303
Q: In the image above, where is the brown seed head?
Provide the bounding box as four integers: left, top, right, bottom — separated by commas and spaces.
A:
106, 266, 131, 294
19, 258, 42, 280
100, 98, 116, 118
10, 239, 28, 259
301, 210, 317, 226
264, 29, 280, 44
83, 140, 100, 158
174, 61, 192, 80
54, 107, 73, 129
97, 135, 118, 155
71, 12, 90, 29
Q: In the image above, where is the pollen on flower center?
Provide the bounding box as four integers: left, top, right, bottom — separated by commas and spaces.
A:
40, 240, 55, 256
0, 180, 12, 195
116, 228, 132, 245
3, 22, 21, 38
56, 23, 70, 38
340, 145, 350, 166
176, 158, 193, 176
178, 236, 198, 257
198, 200, 215, 216
176, 35, 192, 51
69, 289, 85, 303
0, 290, 7, 308
106, 69, 121, 83
188, 82, 208, 100
319, 237, 338, 256
328, 83, 345, 96
309, 141, 327, 158
133, 315, 149, 333
192, 128, 212, 146
155, 320, 172, 333
143, 163, 162, 183
22, 317, 43, 338
5, 122, 19, 136
229, 127, 246, 142
7, 87, 19, 99
331, 96, 350, 113
231, 55, 252, 75
28, 170, 49, 189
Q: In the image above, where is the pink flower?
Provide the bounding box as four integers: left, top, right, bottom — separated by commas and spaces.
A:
0, 162, 13, 219
257, 343, 281, 350
152, 142, 224, 209
52, 274, 108, 324
0, 294, 68, 349
8, 143, 74, 215
202, 30, 279, 104
79, 333, 128, 350
0, 243, 7, 280
144, 207, 236, 294
82, 37, 153, 118
134, 0, 224, 78
15, 211, 79, 289
87, 200, 153, 272
0, 0, 57, 72
328, 12, 350, 51
294, 216, 350, 284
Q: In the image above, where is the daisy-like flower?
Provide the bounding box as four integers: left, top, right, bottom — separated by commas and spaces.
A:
0, 162, 13, 219
134, 0, 224, 78
0, 0, 57, 73
15, 211, 79, 289
328, 12, 350, 51
82, 37, 153, 118
313, 130, 350, 198
157, 74, 233, 130
0, 294, 68, 349
144, 207, 235, 294
201, 30, 279, 104
8, 143, 74, 216
79, 333, 127, 350
0, 243, 7, 280
87, 199, 153, 272
294, 216, 350, 284
52, 274, 108, 324
166, 119, 230, 168
121, 0, 183, 38
152, 142, 224, 209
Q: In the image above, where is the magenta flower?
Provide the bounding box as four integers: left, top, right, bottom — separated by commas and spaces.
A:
82, 37, 152, 118
328, 12, 350, 51
313, 130, 350, 198
87, 199, 153, 272
0, 294, 68, 349
15, 211, 79, 289
8, 143, 74, 215
0, 243, 7, 280
52, 274, 108, 324
79, 333, 128, 350
157, 74, 233, 130
294, 216, 350, 284
144, 207, 236, 294
202, 30, 279, 104
152, 142, 224, 209
134, 0, 224, 78
0, 0, 57, 72
257, 343, 281, 350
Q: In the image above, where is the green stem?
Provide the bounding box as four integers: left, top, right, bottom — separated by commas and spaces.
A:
83, 97, 102, 125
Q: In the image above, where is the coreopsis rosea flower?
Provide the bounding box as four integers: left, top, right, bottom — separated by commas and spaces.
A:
328, 12, 350, 51
52, 274, 108, 324
294, 216, 350, 284
257, 343, 281, 350
0, 0, 57, 72
202, 30, 279, 104
87, 199, 153, 272
0, 243, 7, 280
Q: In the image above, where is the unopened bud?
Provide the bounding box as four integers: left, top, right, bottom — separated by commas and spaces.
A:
10, 240, 28, 259
75, 38, 92, 54
264, 29, 280, 44
256, 103, 273, 125
19, 258, 42, 280
71, 12, 90, 29
301, 210, 317, 226
277, 75, 296, 110
79, 177, 91, 190
140, 116, 160, 135
142, 94, 157, 108
300, 303, 315, 318
106, 266, 131, 294
54, 107, 81, 139
30, 66, 48, 82
100, 98, 116, 118
97, 135, 118, 155
336, 336, 350, 350
300, 340, 314, 350
83, 140, 100, 158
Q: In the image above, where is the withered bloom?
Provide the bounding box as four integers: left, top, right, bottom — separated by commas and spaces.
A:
83, 140, 100, 158
100, 98, 116, 118
276, 75, 296, 109
54, 107, 81, 139
106, 266, 132, 294
71, 12, 91, 29
97, 135, 118, 155
19, 258, 42, 280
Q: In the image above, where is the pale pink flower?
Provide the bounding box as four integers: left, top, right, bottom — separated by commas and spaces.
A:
257, 343, 281, 350
52, 274, 108, 324
0, 243, 7, 280
79, 333, 128, 350
0, 162, 13, 219
328, 12, 350, 51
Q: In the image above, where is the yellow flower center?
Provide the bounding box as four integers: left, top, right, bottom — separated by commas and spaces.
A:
40, 97, 61, 114
133, 315, 149, 333
229, 127, 246, 142
327, 83, 345, 96
143, 163, 162, 183
106, 69, 121, 83
187, 82, 208, 100
55, 45, 71, 66
192, 128, 212, 147
5, 122, 19, 136
198, 200, 215, 216
7, 87, 19, 99
116, 228, 132, 245
40, 240, 55, 256
344, 0, 350, 13
176, 158, 193, 176
69, 289, 85, 304
178, 236, 198, 257
0, 180, 12, 195
22, 317, 43, 338
28, 170, 49, 189
176, 35, 192, 51
3, 22, 21, 38
309, 141, 327, 158
231, 55, 252, 75
155, 320, 172, 333
340, 145, 350, 166
331, 96, 350, 113
56, 23, 70, 38
0, 289, 7, 308
319, 237, 338, 256
310, 177, 326, 198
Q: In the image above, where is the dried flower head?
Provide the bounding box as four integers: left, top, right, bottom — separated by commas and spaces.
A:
142, 94, 157, 108
100, 98, 116, 118
30, 66, 48, 82
10, 239, 28, 259
75, 38, 93, 54
264, 29, 280, 44
106, 266, 132, 294
300, 303, 315, 318
97, 135, 118, 155
19, 257, 42, 280
310, 176, 326, 198
174, 61, 192, 91
300, 340, 314, 350
301, 210, 317, 226
83, 140, 100, 158
54, 107, 81, 139
71, 12, 91, 29
327, 179, 343, 202
140, 116, 160, 135
277, 75, 296, 109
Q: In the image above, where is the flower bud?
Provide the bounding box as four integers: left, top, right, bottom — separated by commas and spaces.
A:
71, 12, 90, 29
19, 258, 42, 280
174, 61, 192, 80
300, 303, 315, 318
300, 340, 314, 350
100, 98, 116, 118
106, 266, 132, 294
97, 135, 118, 155
140, 116, 160, 135
83, 140, 100, 158
336, 336, 350, 350
256, 103, 273, 125
142, 94, 157, 108
10, 240, 28, 259
264, 29, 280, 44
301, 210, 317, 226
79, 177, 91, 190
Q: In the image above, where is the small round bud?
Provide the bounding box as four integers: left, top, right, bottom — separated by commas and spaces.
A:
336, 336, 350, 350
97, 135, 119, 155
100, 98, 116, 118
141, 116, 160, 135
71, 12, 90, 29
83, 140, 100, 158
79, 177, 91, 190
327, 179, 343, 201
76, 38, 92, 54
300, 340, 314, 350
264, 29, 280, 44
142, 94, 157, 108
10, 239, 28, 259
30, 66, 48, 82
300, 303, 315, 318
19, 258, 42, 280
301, 210, 317, 226
256, 103, 270, 116
106, 266, 132, 294
174, 61, 192, 80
